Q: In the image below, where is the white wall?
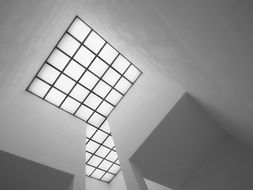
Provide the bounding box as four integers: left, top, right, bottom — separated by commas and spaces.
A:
0, 1, 88, 189
110, 171, 128, 190
145, 179, 173, 190
110, 171, 173, 190
86, 177, 110, 190
109, 53, 185, 190
181, 137, 253, 190
131, 94, 226, 189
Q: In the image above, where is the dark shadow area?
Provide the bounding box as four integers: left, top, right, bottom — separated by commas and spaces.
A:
0, 149, 73, 190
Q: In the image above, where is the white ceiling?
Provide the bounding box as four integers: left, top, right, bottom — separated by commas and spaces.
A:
0, 0, 252, 150
132, 0, 253, 145
85, 0, 253, 145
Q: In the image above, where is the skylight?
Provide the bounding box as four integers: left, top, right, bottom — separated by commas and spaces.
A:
27, 16, 142, 183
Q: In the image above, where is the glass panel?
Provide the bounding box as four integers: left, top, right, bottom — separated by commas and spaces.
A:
54, 74, 75, 94
37, 64, 60, 84
88, 155, 103, 167
115, 159, 120, 165
124, 65, 141, 82
74, 46, 95, 68
103, 136, 114, 149
97, 101, 114, 117
92, 130, 108, 144
99, 160, 112, 171
45, 88, 66, 106
28, 78, 50, 98
86, 152, 92, 162
61, 97, 80, 114
93, 81, 111, 98
86, 140, 100, 153
106, 151, 118, 162
64, 60, 85, 81
112, 55, 130, 74
84, 93, 102, 110
75, 105, 93, 121
99, 43, 118, 64
102, 68, 121, 86
57, 34, 80, 56
115, 77, 131, 94
86, 124, 97, 138
68, 18, 91, 42
89, 57, 108, 77
84, 31, 105, 53
92, 169, 105, 179
47, 49, 70, 71
79, 71, 99, 90
100, 122, 110, 133
101, 173, 114, 182
108, 164, 120, 174
105, 89, 122, 106
95, 146, 111, 158
70, 84, 89, 102
86, 165, 95, 176
88, 112, 105, 127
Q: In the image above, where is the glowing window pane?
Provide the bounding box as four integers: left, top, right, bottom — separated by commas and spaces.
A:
68, 18, 91, 42
45, 88, 66, 106
47, 49, 70, 71
124, 65, 141, 82
58, 34, 80, 56
28, 78, 50, 98
112, 55, 130, 74
74, 46, 95, 68
99, 43, 118, 64
102, 68, 121, 86
84, 31, 105, 53
37, 64, 60, 84
61, 97, 80, 114
64, 60, 85, 80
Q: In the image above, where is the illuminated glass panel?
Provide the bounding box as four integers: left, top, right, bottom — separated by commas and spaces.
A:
27, 16, 142, 183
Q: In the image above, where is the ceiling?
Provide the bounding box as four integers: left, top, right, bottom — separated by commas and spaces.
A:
82, 0, 253, 145
132, 0, 253, 145
0, 0, 253, 150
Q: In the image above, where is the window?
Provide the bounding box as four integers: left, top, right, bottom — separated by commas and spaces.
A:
27, 16, 142, 183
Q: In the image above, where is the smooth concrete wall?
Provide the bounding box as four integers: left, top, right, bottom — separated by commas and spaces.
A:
0, 1, 88, 189
86, 177, 110, 190
109, 56, 184, 190
145, 179, 173, 190
0, 1, 185, 190
0, 150, 73, 190
181, 137, 253, 190
131, 94, 226, 189
110, 171, 128, 190
109, 171, 173, 190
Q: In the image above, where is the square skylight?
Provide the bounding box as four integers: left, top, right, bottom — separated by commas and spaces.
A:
27, 16, 142, 183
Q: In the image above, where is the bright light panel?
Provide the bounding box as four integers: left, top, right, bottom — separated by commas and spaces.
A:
27, 16, 142, 183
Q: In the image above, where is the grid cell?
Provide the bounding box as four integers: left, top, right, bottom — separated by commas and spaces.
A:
26, 16, 141, 183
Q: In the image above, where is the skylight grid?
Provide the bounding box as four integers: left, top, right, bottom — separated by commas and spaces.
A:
27, 16, 142, 183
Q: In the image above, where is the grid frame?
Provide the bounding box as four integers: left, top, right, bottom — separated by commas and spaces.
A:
26, 15, 142, 183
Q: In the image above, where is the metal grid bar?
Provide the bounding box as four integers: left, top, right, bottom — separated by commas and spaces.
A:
26, 15, 142, 183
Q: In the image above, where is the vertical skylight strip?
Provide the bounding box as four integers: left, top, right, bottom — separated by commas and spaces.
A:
27, 15, 142, 183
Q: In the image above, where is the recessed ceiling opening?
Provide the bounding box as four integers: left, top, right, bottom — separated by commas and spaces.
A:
27, 15, 142, 183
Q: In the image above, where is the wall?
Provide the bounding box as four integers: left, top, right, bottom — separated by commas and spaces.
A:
131, 94, 226, 189
0, 150, 74, 190
86, 177, 110, 190
0, 1, 185, 190
181, 137, 253, 190
109, 171, 173, 190
0, 1, 88, 189
145, 179, 173, 190
109, 60, 184, 190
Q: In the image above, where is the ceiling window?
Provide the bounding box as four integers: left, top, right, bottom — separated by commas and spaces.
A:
27, 16, 142, 183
